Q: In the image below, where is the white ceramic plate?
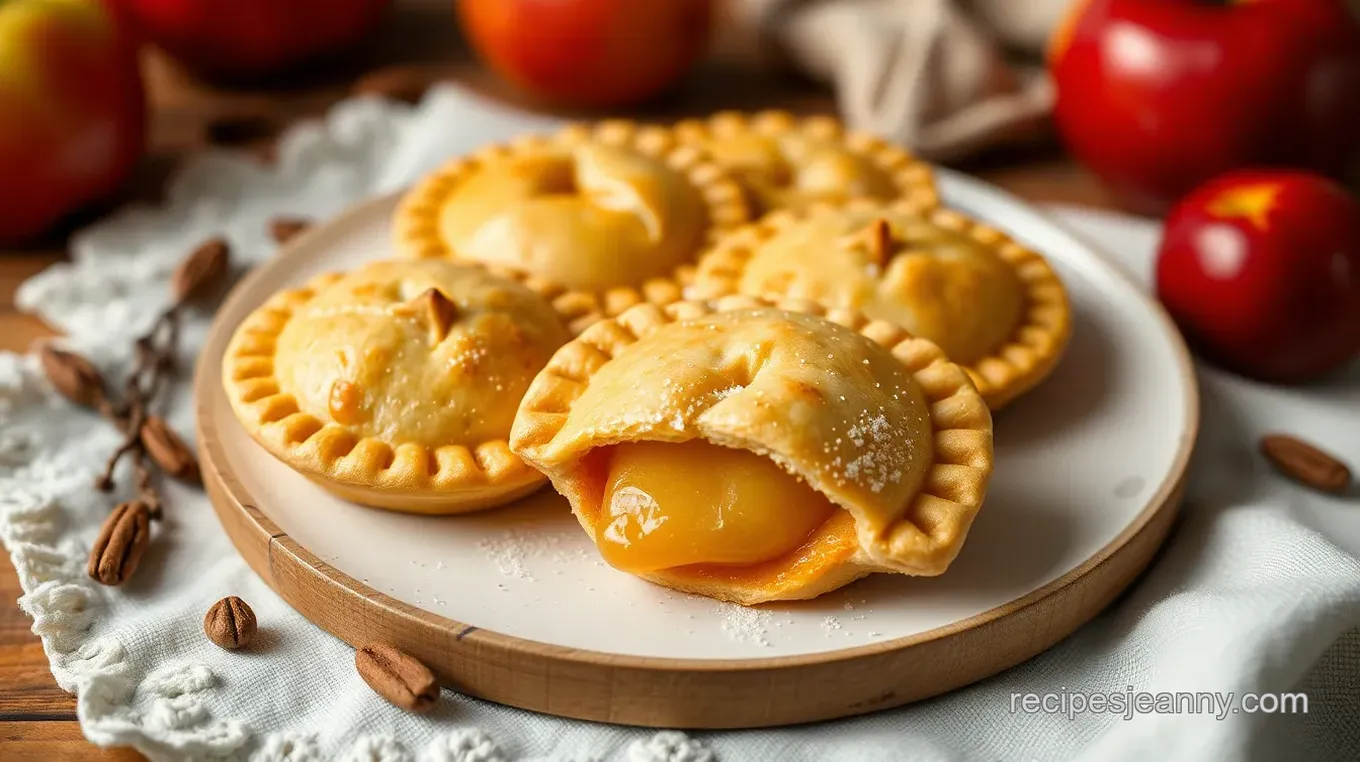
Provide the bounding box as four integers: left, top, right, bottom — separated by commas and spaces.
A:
202, 169, 1197, 661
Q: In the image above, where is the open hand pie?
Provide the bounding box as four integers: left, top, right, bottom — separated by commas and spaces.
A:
394, 121, 750, 316
689, 200, 1071, 409
222, 259, 578, 514
672, 111, 938, 215
510, 297, 993, 605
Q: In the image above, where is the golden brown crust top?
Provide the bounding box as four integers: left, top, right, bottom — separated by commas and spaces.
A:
672, 110, 939, 215
690, 200, 1072, 409
222, 259, 577, 511
393, 120, 751, 312
511, 296, 993, 581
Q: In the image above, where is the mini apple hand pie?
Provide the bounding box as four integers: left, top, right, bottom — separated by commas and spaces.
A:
510, 297, 993, 605
222, 259, 577, 514
689, 200, 1071, 409
394, 121, 750, 316
672, 111, 938, 215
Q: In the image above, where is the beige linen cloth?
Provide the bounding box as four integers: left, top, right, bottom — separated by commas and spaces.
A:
718, 0, 1074, 161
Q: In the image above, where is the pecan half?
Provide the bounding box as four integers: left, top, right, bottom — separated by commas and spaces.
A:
269, 216, 312, 244
204, 596, 257, 650
172, 238, 231, 304
1260, 434, 1351, 494
140, 415, 201, 484
87, 501, 152, 586
39, 345, 106, 409
355, 643, 439, 712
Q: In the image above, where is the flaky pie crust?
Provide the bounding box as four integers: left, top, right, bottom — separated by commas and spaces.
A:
510, 296, 994, 605
672, 110, 939, 214
222, 260, 594, 515
690, 199, 1072, 409
393, 120, 751, 318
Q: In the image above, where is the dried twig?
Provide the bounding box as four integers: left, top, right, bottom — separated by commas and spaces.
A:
39, 238, 232, 584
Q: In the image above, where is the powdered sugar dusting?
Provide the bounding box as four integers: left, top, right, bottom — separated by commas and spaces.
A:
841, 408, 909, 494
477, 534, 531, 579
718, 604, 773, 647
711, 384, 743, 401
618, 377, 749, 433
847, 413, 890, 449
476, 529, 594, 581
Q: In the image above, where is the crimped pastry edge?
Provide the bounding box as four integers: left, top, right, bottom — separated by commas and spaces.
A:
510, 295, 994, 604
688, 198, 1073, 410
221, 263, 592, 515
392, 119, 753, 321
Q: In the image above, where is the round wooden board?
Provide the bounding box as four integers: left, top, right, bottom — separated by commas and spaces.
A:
195, 173, 1199, 729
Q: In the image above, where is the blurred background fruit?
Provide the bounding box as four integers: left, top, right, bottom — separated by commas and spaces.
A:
1049, 0, 1360, 215
457, 0, 714, 108
0, 0, 145, 245
1155, 170, 1360, 384
115, 0, 392, 79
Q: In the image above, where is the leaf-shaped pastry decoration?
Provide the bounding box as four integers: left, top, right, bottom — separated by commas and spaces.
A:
836, 216, 895, 266
573, 144, 666, 244
404, 287, 459, 344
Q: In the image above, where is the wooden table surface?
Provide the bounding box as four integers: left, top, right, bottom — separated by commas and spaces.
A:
0, 3, 1121, 759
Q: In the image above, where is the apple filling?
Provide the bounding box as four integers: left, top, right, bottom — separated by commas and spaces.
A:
597, 439, 838, 573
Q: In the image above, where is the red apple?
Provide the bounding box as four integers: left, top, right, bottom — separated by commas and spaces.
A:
116, 0, 392, 79
1050, 0, 1360, 215
1155, 170, 1360, 383
457, 0, 713, 108
0, 0, 145, 245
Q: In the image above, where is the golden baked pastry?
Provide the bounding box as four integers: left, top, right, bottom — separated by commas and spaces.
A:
510, 296, 994, 605
689, 200, 1071, 409
394, 121, 750, 316
222, 259, 580, 514
672, 110, 938, 215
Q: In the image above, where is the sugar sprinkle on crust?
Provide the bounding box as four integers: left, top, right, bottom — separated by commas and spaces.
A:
510, 296, 994, 605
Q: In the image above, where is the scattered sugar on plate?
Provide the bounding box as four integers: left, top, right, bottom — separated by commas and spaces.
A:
821, 616, 842, 634
718, 604, 773, 648
477, 531, 534, 580
476, 528, 596, 581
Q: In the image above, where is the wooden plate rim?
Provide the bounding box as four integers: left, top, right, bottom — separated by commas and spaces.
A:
194, 189, 1198, 696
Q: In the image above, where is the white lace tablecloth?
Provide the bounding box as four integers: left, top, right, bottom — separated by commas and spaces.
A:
3, 86, 1359, 762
